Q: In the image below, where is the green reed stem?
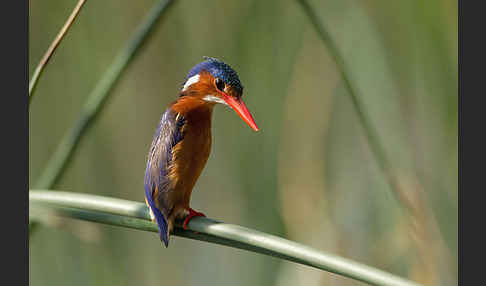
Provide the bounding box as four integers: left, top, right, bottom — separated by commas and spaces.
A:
31, 0, 175, 236
35, 0, 175, 189
30, 190, 422, 286
296, 0, 403, 201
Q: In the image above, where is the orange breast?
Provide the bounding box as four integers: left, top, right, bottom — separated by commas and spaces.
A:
166, 103, 213, 210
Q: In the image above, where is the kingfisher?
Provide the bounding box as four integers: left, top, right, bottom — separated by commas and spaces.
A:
144, 57, 259, 247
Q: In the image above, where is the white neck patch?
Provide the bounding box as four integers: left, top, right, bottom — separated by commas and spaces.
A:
182, 74, 200, 91
203, 95, 228, 106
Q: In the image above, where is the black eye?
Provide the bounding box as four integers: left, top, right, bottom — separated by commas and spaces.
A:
215, 78, 225, 92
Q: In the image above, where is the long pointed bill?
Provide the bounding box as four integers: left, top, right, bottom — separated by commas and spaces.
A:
222, 94, 259, 131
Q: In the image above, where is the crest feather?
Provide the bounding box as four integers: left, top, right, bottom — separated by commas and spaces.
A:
183, 57, 243, 94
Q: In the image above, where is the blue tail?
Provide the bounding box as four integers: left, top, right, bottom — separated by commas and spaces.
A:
145, 190, 169, 247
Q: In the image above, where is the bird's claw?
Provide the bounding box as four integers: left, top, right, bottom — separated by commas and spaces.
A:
183, 208, 206, 229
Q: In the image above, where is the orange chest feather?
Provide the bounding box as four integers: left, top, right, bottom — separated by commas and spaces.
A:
167, 103, 213, 204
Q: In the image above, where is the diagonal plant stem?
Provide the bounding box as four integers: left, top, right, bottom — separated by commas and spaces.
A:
30, 190, 422, 286
296, 0, 403, 202
29, 0, 88, 104
296, 2, 449, 283
30, 0, 175, 236
34, 0, 175, 190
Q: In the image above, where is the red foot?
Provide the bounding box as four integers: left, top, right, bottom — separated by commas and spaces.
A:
183, 208, 206, 229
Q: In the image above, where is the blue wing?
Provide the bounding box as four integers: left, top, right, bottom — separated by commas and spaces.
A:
144, 108, 185, 247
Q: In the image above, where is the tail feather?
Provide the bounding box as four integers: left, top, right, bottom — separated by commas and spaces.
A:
145, 192, 170, 247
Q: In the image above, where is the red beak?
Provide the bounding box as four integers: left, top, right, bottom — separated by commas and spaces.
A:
221, 94, 259, 131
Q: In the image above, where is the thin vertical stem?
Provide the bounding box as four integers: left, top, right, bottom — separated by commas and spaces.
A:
29, 0, 88, 103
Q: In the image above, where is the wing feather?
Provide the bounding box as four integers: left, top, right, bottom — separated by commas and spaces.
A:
144, 108, 185, 246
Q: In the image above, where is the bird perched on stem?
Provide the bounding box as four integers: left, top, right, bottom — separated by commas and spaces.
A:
144, 57, 259, 247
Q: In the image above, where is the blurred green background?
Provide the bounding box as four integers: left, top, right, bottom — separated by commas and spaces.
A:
29, 0, 457, 285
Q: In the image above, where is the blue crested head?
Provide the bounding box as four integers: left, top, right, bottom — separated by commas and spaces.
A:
184, 57, 243, 94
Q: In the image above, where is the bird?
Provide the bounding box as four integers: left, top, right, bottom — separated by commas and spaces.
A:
144, 57, 259, 247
